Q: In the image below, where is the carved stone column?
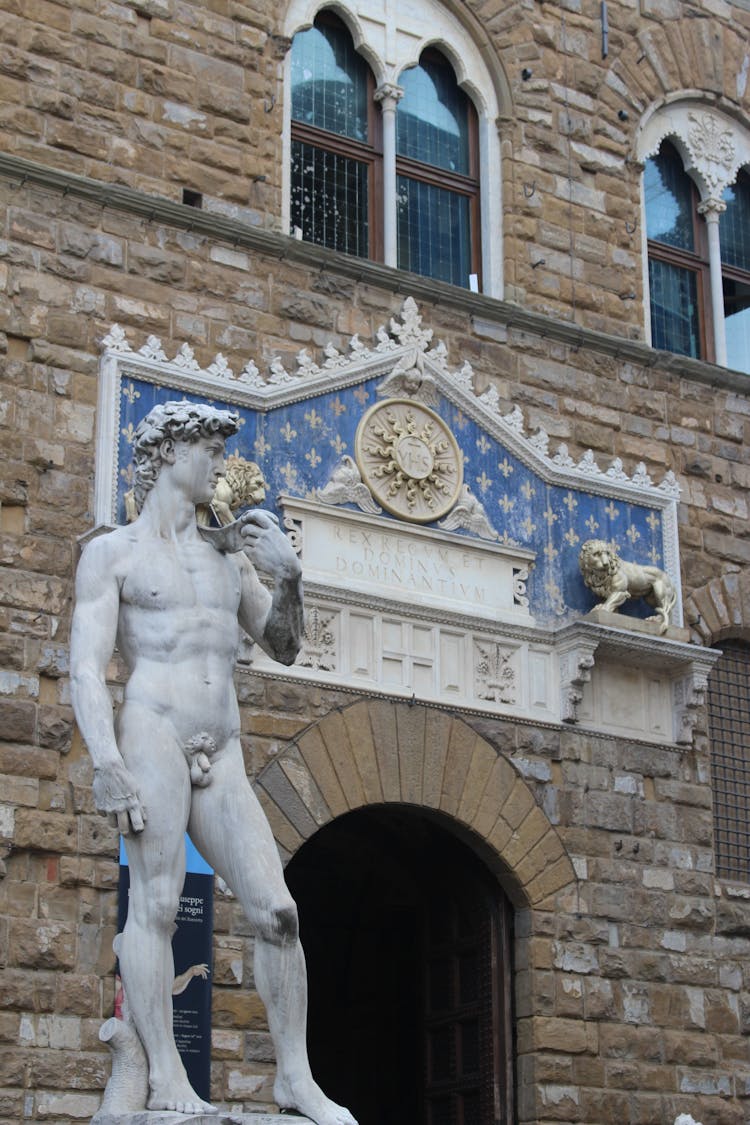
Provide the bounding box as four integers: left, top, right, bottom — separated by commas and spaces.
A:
374, 82, 404, 269
698, 197, 728, 368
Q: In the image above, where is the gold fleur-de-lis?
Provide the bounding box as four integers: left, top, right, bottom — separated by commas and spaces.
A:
647, 511, 661, 531
476, 434, 491, 454
544, 542, 559, 561
121, 423, 137, 445
280, 461, 298, 489
120, 464, 134, 485
498, 457, 513, 478
475, 471, 493, 494
330, 435, 347, 455
353, 387, 369, 405
305, 408, 322, 429
649, 546, 659, 564
585, 514, 600, 535
564, 527, 580, 547
543, 506, 558, 526
254, 434, 270, 457
306, 447, 322, 469
498, 494, 515, 514
563, 491, 578, 513
331, 397, 347, 417
521, 481, 536, 500
122, 382, 140, 405
521, 516, 537, 537
454, 410, 468, 430
545, 579, 566, 615
280, 421, 298, 443
604, 501, 619, 520
626, 525, 641, 544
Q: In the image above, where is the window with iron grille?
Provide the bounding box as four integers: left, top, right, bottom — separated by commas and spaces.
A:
289, 12, 481, 289
290, 12, 380, 260
707, 640, 750, 882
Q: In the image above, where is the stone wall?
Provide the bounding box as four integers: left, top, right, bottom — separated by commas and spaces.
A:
3, 0, 750, 338
0, 167, 749, 1123
1, 0, 750, 1120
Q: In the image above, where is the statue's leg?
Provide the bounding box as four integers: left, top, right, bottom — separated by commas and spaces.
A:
600, 589, 629, 613
189, 742, 358, 1125
117, 705, 216, 1115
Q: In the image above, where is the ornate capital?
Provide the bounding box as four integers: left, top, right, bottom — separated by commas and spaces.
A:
697, 197, 727, 219
685, 111, 737, 201
374, 83, 404, 111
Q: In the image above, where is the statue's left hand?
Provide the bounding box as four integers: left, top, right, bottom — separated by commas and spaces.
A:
238, 510, 301, 579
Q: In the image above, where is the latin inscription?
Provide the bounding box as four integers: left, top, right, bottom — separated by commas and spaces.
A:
331, 525, 488, 603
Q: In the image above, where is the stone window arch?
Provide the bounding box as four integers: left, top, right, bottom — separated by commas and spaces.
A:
282, 0, 508, 296
637, 100, 750, 370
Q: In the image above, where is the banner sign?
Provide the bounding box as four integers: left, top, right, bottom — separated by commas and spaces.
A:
117, 836, 214, 1101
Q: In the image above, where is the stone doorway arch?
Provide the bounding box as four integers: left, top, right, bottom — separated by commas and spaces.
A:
252, 699, 578, 1124
253, 699, 575, 910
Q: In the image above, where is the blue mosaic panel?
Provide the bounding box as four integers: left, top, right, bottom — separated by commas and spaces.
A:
116, 376, 666, 627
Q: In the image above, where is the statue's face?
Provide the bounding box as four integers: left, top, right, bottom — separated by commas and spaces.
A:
171, 434, 226, 504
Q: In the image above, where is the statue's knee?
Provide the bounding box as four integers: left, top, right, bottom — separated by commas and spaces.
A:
140, 888, 180, 935
259, 901, 299, 944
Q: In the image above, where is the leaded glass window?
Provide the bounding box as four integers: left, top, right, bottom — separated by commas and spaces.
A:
396, 52, 479, 288
648, 258, 700, 357
645, 144, 695, 250
644, 143, 709, 360
290, 13, 379, 258
721, 172, 750, 374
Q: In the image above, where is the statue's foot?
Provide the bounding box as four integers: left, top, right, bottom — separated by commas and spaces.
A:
275, 1074, 357, 1125
147, 1082, 218, 1115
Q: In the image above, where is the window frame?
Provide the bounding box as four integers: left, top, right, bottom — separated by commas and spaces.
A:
638, 103, 750, 369
645, 146, 714, 360
395, 48, 482, 287
282, 0, 507, 297
289, 10, 383, 260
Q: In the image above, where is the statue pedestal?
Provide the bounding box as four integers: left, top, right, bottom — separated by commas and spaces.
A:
92, 1114, 311, 1125
584, 605, 691, 642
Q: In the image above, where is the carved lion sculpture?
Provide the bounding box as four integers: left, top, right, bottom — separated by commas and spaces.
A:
579, 538, 677, 635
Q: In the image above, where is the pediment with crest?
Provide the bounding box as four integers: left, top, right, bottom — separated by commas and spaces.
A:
98, 297, 681, 630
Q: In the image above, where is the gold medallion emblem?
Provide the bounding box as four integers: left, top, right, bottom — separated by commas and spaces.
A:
355, 399, 463, 522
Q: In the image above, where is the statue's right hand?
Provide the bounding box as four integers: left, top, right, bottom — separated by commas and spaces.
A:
92, 761, 147, 835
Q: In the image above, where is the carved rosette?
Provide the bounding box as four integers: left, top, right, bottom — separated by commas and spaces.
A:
355, 399, 463, 522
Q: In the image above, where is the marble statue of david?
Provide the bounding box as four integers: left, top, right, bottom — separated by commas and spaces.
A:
70, 401, 356, 1125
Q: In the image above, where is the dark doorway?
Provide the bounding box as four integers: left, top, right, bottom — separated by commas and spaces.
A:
285, 805, 515, 1125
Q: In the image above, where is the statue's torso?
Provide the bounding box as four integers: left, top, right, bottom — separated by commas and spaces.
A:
113, 528, 246, 746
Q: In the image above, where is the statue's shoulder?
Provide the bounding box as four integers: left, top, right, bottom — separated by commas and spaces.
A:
79, 524, 140, 574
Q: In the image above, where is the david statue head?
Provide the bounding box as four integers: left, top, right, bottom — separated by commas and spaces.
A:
70, 399, 357, 1125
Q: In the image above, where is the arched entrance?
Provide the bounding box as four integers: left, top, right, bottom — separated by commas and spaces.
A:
285, 805, 515, 1125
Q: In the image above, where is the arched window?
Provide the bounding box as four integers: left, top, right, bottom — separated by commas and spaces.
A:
640, 106, 750, 372
396, 51, 480, 288
645, 142, 708, 359
285, 3, 505, 294
290, 12, 381, 258
707, 639, 750, 882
